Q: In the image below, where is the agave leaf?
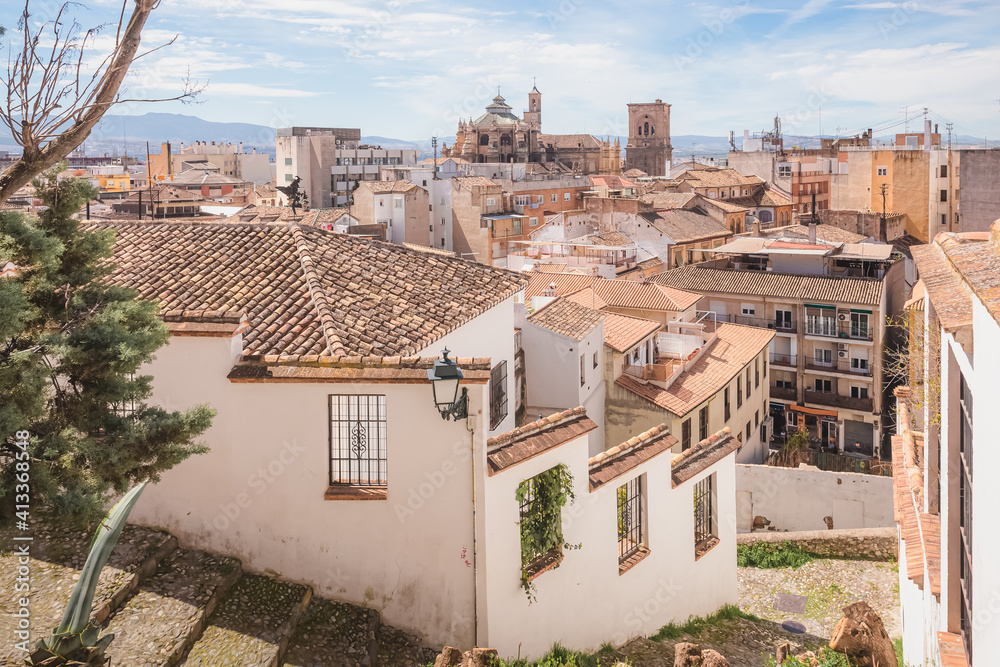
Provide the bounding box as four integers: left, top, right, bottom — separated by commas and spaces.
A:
48, 482, 147, 646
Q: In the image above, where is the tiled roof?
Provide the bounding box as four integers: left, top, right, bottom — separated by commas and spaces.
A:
229, 356, 493, 383
616, 323, 774, 417
641, 192, 697, 210
591, 176, 635, 189
171, 169, 245, 186
525, 273, 600, 300
562, 286, 608, 310
601, 311, 661, 352
678, 168, 761, 189
221, 205, 350, 228
535, 262, 569, 274
85, 221, 528, 358
363, 180, 417, 194
766, 223, 865, 244
937, 632, 970, 667
891, 233, 923, 259
700, 197, 749, 214
914, 228, 1000, 329
650, 265, 884, 306
622, 168, 648, 179
487, 407, 598, 475
671, 427, 739, 486
527, 298, 605, 341
538, 133, 601, 149
588, 424, 677, 491
910, 241, 975, 331
529, 273, 701, 313
120, 185, 202, 203
452, 175, 501, 189
642, 208, 731, 244
401, 242, 456, 257
592, 231, 633, 247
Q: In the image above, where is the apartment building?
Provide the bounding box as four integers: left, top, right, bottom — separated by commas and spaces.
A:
147, 141, 273, 186
893, 222, 1000, 666
651, 241, 903, 456
451, 176, 529, 265
350, 180, 431, 246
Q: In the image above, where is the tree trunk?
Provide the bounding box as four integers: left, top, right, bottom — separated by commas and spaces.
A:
0, 1, 157, 204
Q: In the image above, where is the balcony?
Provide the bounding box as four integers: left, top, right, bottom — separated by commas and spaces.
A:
769, 353, 797, 368
804, 358, 873, 377
803, 389, 874, 412
805, 318, 873, 341
623, 361, 680, 384
771, 384, 797, 401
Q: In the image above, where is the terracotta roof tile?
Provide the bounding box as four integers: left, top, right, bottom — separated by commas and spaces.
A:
915, 227, 1000, 330
650, 265, 883, 306
641, 208, 731, 244
671, 427, 738, 486
937, 632, 969, 667
588, 423, 677, 490
616, 323, 774, 417
487, 407, 597, 475
85, 221, 527, 358
527, 298, 605, 341
601, 311, 661, 353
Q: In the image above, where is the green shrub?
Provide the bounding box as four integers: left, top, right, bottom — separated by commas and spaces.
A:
765, 647, 854, 666
651, 604, 759, 641
737, 541, 814, 569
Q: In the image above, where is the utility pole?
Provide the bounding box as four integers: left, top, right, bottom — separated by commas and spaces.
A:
879, 183, 888, 243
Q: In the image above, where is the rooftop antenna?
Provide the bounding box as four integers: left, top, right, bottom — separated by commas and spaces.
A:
901, 105, 909, 133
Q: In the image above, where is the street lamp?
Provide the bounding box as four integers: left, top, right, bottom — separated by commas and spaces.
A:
428, 348, 468, 421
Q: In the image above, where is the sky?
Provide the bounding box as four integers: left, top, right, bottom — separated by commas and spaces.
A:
2, 0, 1000, 143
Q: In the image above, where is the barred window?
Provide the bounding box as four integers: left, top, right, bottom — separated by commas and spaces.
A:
329, 395, 387, 486
617, 476, 646, 571
490, 361, 508, 429
110, 372, 138, 418
694, 474, 717, 557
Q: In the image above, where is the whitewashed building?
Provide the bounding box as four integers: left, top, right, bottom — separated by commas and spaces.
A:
894, 223, 1000, 667
93, 221, 744, 659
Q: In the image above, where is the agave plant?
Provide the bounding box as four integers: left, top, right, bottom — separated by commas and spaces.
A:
27, 482, 147, 666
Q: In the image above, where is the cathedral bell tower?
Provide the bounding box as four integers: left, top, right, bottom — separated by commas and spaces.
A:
524, 79, 542, 130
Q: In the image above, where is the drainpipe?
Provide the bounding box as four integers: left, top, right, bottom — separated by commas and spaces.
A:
466, 410, 479, 648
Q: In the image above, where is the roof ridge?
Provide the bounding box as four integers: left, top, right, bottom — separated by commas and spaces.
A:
487, 406, 588, 449
289, 224, 348, 357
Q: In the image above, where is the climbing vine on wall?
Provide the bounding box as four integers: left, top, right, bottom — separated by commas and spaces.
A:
516, 464, 578, 601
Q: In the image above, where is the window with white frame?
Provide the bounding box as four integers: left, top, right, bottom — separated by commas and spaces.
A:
564, 192, 570, 201
851, 386, 869, 399
486, 197, 496, 206
551, 193, 557, 202
877, 166, 888, 176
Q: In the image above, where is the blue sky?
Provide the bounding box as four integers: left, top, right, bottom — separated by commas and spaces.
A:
3, 0, 1000, 142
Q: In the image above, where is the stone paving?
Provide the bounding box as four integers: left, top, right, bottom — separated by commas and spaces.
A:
0, 518, 174, 665
606, 557, 901, 667
737, 557, 901, 639
181, 573, 311, 666
102, 547, 242, 666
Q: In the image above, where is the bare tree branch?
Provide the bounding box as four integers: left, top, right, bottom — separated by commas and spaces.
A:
0, 0, 201, 204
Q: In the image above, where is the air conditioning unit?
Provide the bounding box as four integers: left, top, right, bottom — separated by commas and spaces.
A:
838, 350, 848, 358
837, 343, 848, 351
838, 313, 848, 321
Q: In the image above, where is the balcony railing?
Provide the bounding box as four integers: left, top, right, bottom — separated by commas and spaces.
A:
805, 318, 873, 341
769, 353, 797, 368
803, 388, 874, 412
767, 449, 891, 477
804, 358, 873, 377
770, 384, 797, 401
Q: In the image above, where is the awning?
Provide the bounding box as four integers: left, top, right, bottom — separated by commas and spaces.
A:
787, 405, 838, 417
803, 303, 835, 310
850, 308, 873, 314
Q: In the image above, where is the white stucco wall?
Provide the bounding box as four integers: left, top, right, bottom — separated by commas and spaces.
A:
421, 296, 519, 437
132, 300, 521, 650
482, 436, 738, 659
735, 464, 894, 533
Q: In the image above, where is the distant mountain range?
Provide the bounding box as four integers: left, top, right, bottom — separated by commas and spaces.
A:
1, 112, 995, 158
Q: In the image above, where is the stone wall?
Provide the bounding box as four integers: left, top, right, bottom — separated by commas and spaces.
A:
737, 527, 898, 561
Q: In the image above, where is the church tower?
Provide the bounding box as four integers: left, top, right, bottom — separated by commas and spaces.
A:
524, 81, 542, 130
625, 99, 672, 176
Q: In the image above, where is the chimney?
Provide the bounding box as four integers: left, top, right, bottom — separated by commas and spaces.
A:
924, 119, 931, 151
239, 141, 243, 153
544, 282, 558, 297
